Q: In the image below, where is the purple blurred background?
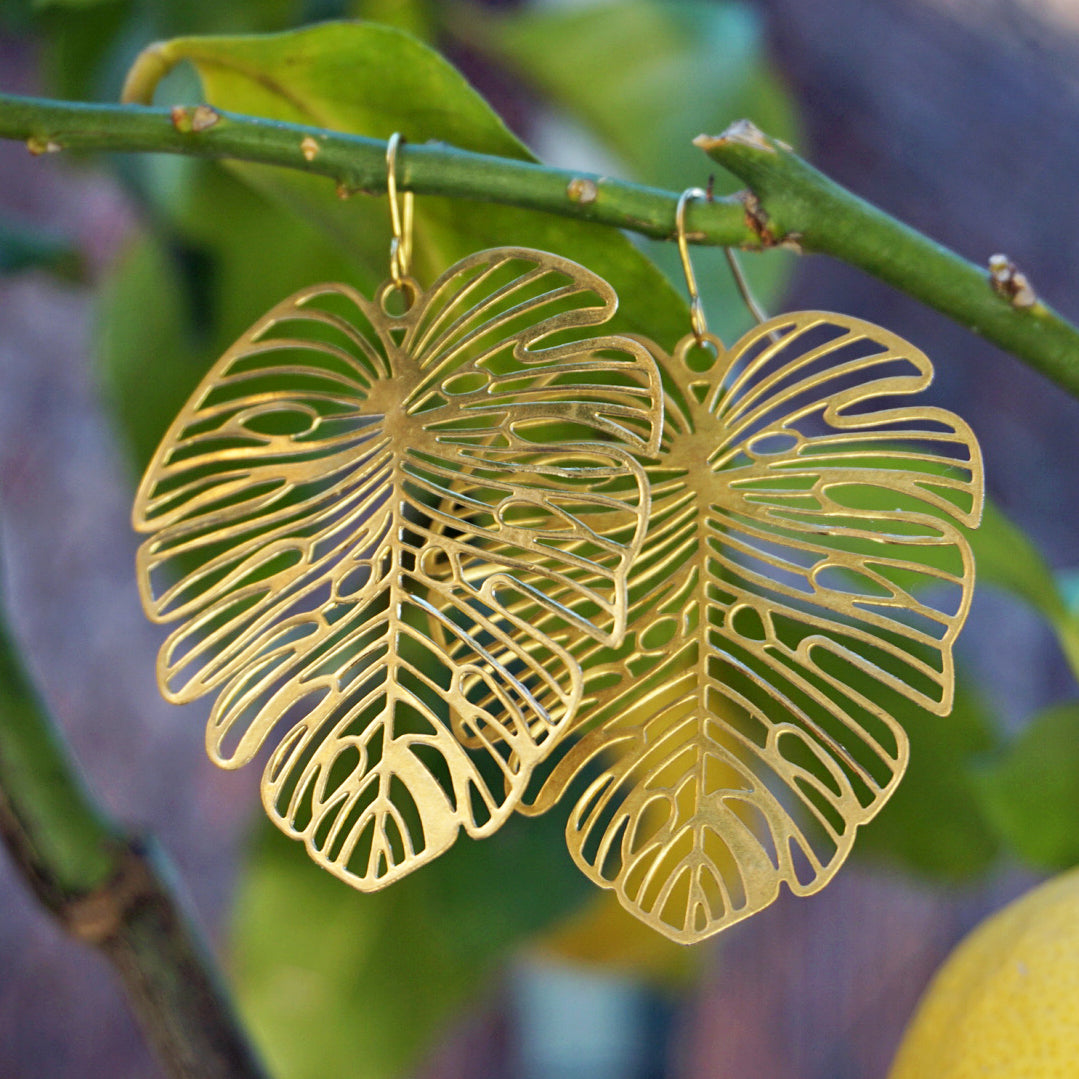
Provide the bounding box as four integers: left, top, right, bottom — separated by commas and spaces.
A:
3, 1, 1079, 1076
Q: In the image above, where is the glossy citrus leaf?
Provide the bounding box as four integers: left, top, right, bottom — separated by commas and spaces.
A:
98, 233, 213, 471
134, 247, 661, 887
232, 806, 591, 1079
456, 0, 795, 189
455, 0, 799, 336
514, 314, 983, 942
972, 702, 1079, 870
970, 501, 1079, 679
120, 20, 690, 349
99, 162, 369, 472
353, 0, 434, 39
856, 681, 1001, 880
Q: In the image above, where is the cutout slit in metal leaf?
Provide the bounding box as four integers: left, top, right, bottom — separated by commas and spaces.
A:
133, 247, 661, 888
514, 313, 982, 943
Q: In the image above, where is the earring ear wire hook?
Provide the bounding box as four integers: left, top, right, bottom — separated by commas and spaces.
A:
386, 132, 414, 286
676, 186, 781, 345
675, 187, 710, 346
724, 247, 773, 330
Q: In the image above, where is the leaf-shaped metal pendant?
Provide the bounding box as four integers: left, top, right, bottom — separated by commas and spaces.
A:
133, 247, 662, 889
519, 313, 983, 943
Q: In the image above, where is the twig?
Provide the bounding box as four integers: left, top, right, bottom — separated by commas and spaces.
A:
0, 92, 748, 243
0, 94, 1077, 396
696, 122, 1079, 394
0, 573, 269, 1079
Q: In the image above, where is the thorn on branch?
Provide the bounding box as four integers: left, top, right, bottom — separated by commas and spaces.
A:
566, 177, 598, 205
170, 105, 220, 134
694, 121, 793, 158
300, 136, 320, 161
26, 136, 62, 155
695, 120, 776, 156
191, 105, 220, 133
988, 253, 1037, 308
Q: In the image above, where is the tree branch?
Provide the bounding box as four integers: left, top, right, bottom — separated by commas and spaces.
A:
0, 572, 269, 1079
1, 92, 1076, 395
0, 92, 749, 243
696, 122, 1079, 395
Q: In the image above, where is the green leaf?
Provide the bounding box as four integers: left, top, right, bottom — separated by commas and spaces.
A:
97, 163, 362, 471
857, 683, 1002, 880
122, 20, 690, 349
33, 0, 115, 9
972, 501, 1061, 612
351, 0, 434, 39
453, 0, 799, 336
737, 448, 1004, 879
96, 233, 200, 472
456, 0, 796, 190
33, 0, 304, 103
232, 806, 591, 1079
834, 465, 1079, 682
971, 501, 1079, 679
972, 703, 1079, 871
164, 159, 366, 344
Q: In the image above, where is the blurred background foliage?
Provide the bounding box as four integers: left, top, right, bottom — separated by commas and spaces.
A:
3, 1, 1079, 1078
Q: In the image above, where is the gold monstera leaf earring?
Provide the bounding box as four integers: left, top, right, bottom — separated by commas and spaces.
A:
132, 134, 663, 890
517, 187, 984, 944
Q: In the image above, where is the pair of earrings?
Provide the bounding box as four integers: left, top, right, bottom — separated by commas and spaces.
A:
132, 135, 982, 944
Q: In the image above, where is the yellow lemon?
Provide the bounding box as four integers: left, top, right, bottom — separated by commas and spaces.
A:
888, 868, 1079, 1078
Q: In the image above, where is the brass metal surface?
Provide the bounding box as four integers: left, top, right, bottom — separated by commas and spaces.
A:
675, 188, 710, 345
385, 132, 413, 288
133, 247, 662, 888
133, 161, 981, 940
515, 314, 983, 942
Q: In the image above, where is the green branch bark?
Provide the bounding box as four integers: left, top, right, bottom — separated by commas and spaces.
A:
696, 123, 1079, 394
1, 92, 1077, 395
0, 92, 747, 242
0, 571, 269, 1079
